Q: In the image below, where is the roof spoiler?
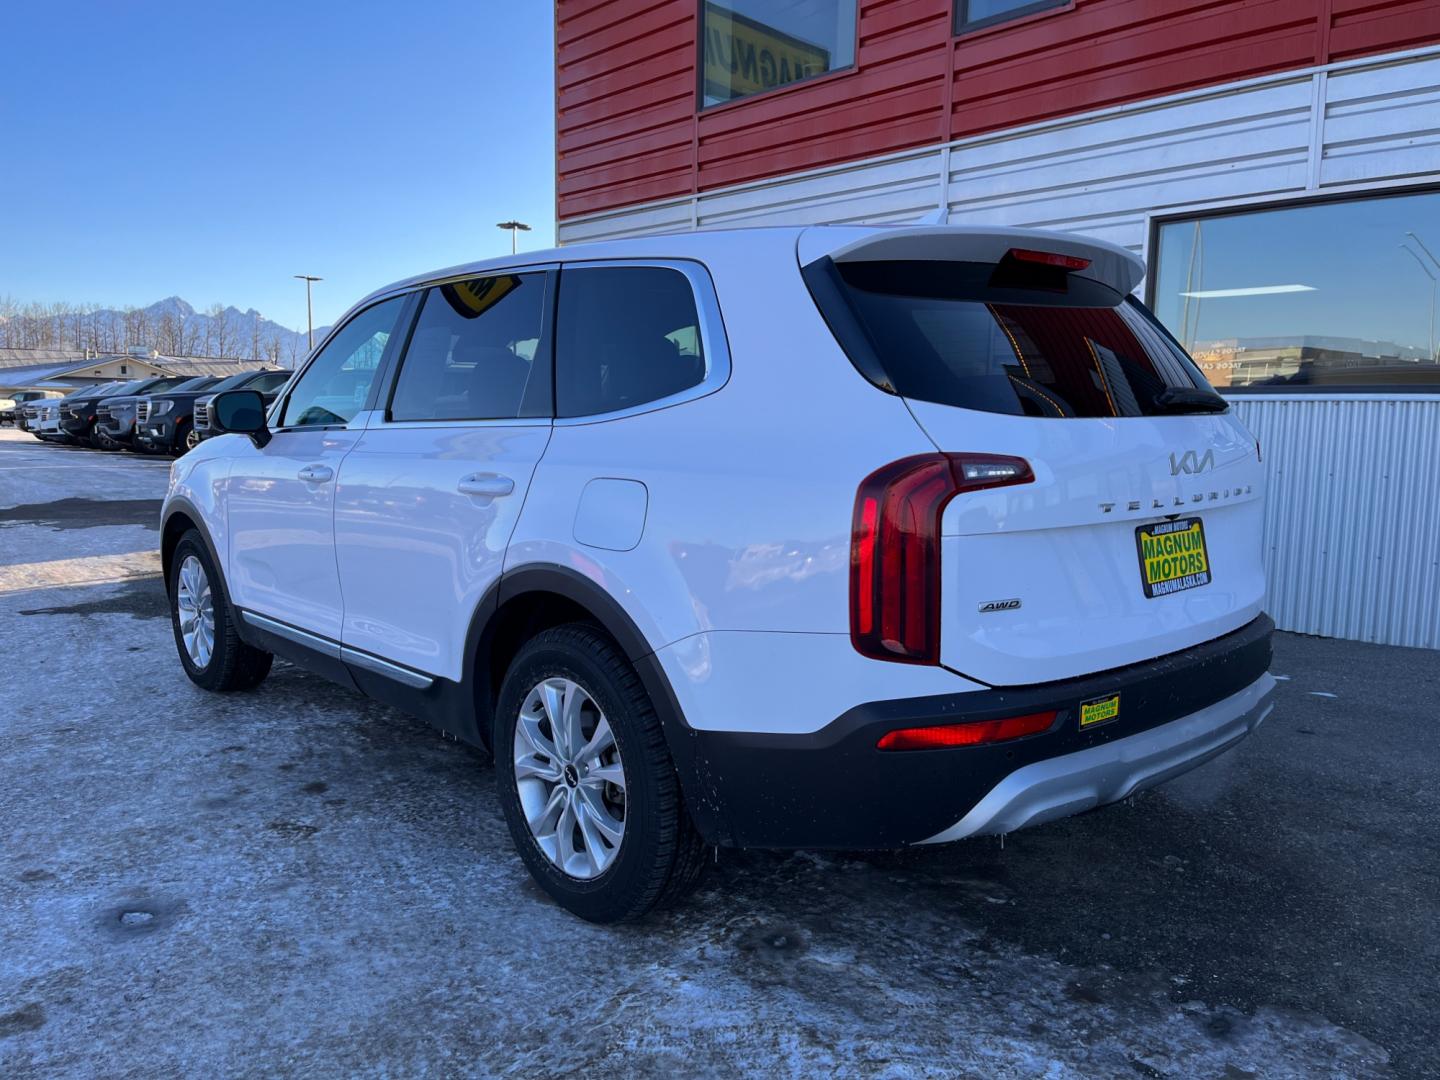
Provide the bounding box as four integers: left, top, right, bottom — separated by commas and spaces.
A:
797, 225, 1146, 296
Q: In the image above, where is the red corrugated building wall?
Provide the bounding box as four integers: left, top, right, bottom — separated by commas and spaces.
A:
556, 0, 1440, 221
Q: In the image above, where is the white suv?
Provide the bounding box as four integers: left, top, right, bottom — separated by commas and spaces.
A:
161, 225, 1275, 922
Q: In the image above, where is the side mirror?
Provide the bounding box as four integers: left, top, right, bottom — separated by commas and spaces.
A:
211, 389, 271, 447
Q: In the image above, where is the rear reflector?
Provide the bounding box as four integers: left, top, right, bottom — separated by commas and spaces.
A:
876, 711, 1058, 751
1007, 248, 1091, 271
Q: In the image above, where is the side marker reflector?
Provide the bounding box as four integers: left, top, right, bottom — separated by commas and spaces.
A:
876, 710, 1058, 751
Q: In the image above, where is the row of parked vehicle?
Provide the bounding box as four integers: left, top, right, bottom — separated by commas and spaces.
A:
17, 368, 292, 455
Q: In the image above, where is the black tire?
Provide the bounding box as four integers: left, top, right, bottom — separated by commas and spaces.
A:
494, 624, 707, 923
169, 530, 273, 692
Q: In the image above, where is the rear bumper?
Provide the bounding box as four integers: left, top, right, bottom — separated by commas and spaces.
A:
682, 614, 1274, 849
919, 670, 1274, 843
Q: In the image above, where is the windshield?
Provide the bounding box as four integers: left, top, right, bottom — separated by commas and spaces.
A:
167, 376, 218, 393
807, 259, 1223, 418
102, 381, 150, 397
245, 370, 292, 393
206, 370, 263, 394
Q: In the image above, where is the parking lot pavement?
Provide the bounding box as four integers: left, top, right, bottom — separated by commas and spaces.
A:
2, 429, 1436, 1080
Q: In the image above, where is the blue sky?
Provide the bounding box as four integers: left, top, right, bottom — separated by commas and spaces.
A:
0, 2, 556, 331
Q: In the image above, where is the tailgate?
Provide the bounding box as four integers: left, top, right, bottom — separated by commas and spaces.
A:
918, 404, 1266, 685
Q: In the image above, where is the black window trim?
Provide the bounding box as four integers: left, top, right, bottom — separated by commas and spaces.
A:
1145, 181, 1440, 396
550, 257, 733, 426
695, 0, 861, 113
954, 0, 1069, 35
376, 268, 558, 427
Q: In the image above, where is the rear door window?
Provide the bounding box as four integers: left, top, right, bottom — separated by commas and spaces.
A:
555, 266, 706, 418
388, 273, 549, 421
810, 259, 1220, 418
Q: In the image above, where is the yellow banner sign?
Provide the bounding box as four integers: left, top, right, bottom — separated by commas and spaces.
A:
703, 4, 832, 101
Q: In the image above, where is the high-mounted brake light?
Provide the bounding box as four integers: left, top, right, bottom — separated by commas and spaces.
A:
1007, 248, 1091, 271
850, 453, 1033, 664
877, 710, 1058, 751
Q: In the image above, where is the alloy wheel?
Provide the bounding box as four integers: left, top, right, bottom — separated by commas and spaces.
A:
176, 554, 215, 668
513, 678, 627, 880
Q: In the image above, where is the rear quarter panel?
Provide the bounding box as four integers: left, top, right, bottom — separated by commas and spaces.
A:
507, 231, 937, 646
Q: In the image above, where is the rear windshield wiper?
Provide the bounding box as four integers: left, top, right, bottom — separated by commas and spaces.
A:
1153, 387, 1228, 414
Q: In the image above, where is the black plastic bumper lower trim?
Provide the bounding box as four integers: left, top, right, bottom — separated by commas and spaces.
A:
687, 615, 1274, 849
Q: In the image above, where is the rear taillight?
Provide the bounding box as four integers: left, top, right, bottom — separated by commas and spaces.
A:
877, 710, 1057, 751
850, 453, 1033, 664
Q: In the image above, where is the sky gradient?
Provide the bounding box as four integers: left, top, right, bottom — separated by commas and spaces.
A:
1, 2, 556, 332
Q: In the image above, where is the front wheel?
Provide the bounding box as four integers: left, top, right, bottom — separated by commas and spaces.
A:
495, 624, 706, 923
169, 531, 272, 692
181, 421, 202, 453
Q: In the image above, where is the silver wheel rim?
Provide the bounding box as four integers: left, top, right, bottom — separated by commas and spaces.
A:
513, 678, 627, 880
176, 555, 215, 669
184, 427, 201, 451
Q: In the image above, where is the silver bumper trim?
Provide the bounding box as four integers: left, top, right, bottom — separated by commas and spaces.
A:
919, 671, 1277, 844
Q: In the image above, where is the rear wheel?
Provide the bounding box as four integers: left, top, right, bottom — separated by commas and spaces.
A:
495, 624, 706, 923
169, 531, 272, 692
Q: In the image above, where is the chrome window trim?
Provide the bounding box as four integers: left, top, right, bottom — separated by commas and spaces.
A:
551, 257, 732, 427
373, 416, 552, 431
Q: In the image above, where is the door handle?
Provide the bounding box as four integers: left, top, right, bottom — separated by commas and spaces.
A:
457, 473, 514, 498
297, 464, 334, 483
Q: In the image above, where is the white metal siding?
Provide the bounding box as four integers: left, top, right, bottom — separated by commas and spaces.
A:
1231, 396, 1440, 650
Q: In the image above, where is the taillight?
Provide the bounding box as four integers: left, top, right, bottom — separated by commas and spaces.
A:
877, 710, 1057, 751
850, 453, 1033, 664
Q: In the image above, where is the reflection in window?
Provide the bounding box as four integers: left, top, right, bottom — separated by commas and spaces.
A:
280, 296, 404, 427
956, 0, 1066, 33
1152, 191, 1440, 391
701, 0, 856, 107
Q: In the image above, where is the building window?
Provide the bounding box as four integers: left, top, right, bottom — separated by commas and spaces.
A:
955, 0, 1066, 34
701, 0, 856, 108
1152, 189, 1440, 392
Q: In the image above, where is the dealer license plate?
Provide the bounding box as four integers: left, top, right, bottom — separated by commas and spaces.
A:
1135, 517, 1211, 598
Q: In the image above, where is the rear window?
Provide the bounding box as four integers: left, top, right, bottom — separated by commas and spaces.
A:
555, 266, 706, 418
808, 259, 1220, 418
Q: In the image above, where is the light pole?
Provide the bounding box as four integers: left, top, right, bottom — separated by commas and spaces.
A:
496, 220, 531, 255
1401, 245, 1436, 364
293, 274, 322, 351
